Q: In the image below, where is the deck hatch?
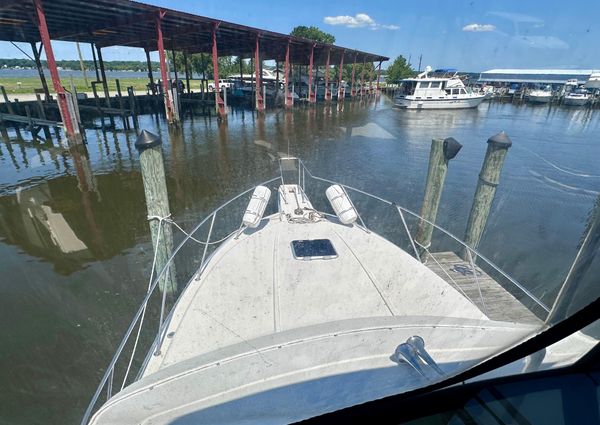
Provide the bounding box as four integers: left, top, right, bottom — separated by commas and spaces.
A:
291, 239, 338, 260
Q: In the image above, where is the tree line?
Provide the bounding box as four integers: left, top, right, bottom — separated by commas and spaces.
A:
0, 58, 160, 72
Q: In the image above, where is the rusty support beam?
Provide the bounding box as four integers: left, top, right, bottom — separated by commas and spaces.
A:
211, 23, 226, 116
156, 11, 175, 123
337, 49, 345, 101
369, 63, 375, 95
33, 0, 77, 143
359, 60, 366, 97
30, 41, 50, 101
308, 43, 315, 103
254, 34, 264, 111
376, 60, 382, 95
284, 40, 292, 108
351, 53, 357, 97
324, 47, 331, 101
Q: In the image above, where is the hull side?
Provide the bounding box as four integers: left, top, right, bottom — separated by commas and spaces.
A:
563, 97, 588, 106
394, 96, 485, 109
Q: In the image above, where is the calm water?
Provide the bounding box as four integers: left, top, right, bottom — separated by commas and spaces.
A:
0, 97, 599, 424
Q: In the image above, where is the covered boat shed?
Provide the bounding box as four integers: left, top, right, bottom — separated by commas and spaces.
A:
479, 69, 594, 85
0, 0, 388, 142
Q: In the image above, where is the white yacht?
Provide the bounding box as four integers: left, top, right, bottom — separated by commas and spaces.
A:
82, 157, 596, 425
528, 86, 553, 104
394, 66, 485, 109
563, 89, 589, 106
586, 71, 600, 90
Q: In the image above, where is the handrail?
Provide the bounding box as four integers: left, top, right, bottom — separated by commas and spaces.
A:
301, 163, 549, 313
83, 163, 549, 424
80, 176, 281, 425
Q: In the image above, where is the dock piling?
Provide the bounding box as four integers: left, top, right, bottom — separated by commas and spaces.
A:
462, 131, 512, 260
135, 130, 177, 293
415, 137, 462, 259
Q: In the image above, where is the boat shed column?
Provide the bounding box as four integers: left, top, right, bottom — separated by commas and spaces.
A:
369, 63, 375, 95
350, 54, 357, 97
211, 23, 226, 116
254, 34, 265, 111
376, 60, 382, 94
324, 47, 331, 101
95, 45, 111, 107
337, 50, 345, 101
308, 43, 316, 103
359, 60, 366, 97
284, 39, 293, 108
156, 11, 175, 123
30, 42, 50, 101
183, 52, 191, 94
33, 0, 77, 143
145, 49, 156, 95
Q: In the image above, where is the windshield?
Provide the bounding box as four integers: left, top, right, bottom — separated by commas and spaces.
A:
0, 1, 599, 424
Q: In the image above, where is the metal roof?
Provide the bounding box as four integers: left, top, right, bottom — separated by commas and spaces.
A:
479, 69, 595, 85
481, 69, 596, 75
0, 0, 388, 65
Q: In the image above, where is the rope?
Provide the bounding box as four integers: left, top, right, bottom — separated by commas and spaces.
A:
285, 207, 324, 224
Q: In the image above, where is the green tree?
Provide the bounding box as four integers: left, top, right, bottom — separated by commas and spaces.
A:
289, 26, 335, 44
385, 55, 415, 84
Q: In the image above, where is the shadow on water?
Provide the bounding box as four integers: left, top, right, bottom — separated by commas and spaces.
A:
0, 96, 599, 423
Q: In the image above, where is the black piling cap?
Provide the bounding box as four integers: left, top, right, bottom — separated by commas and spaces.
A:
135, 130, 162, 152
487, 131, 512, 148
443, 137, 462, 160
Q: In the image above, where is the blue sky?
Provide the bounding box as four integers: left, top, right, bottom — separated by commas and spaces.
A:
1, 0, 599, 71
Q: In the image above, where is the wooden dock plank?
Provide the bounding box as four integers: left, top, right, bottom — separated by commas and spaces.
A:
427, 251, 542, 324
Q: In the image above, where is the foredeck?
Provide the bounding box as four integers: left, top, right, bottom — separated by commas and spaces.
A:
143, 216, 489, 376
428, 252, 542, 325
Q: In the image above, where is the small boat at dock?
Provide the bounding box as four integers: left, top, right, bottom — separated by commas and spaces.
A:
563, 89, 590, 106
394, 66, 485, 109
528, 86, 553, 104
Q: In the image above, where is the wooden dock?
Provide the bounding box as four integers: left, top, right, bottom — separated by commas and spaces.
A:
427, 251, 542, 324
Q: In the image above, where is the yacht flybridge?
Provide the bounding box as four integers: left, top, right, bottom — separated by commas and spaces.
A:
83, 158, 596, 425
394, 66, 485, 109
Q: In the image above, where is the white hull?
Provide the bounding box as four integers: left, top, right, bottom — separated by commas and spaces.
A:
528, 94, 552, 104
563, 96, 588, 106
394, 95, 485, 109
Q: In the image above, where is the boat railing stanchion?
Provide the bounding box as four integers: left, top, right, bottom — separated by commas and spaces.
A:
462, 131, 512, 261
466, 246, 488, 315
396, 205, 421, 262
200, 213, 217, 269
106, 368, 114, 400
415, 137, 462, 261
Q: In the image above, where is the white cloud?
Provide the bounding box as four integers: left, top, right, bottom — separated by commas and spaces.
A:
462, 23, 496, 32
323, 13, 399, 30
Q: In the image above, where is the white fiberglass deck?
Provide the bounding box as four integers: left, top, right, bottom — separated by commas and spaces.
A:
144, 213, 487, 375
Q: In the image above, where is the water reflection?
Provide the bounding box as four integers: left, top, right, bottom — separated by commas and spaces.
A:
0, 96, 598, 423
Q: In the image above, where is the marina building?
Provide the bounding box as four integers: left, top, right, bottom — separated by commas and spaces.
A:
479, 69, 596, 85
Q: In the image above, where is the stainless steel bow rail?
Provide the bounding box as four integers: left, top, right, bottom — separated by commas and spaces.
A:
81, 160, 549, 424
